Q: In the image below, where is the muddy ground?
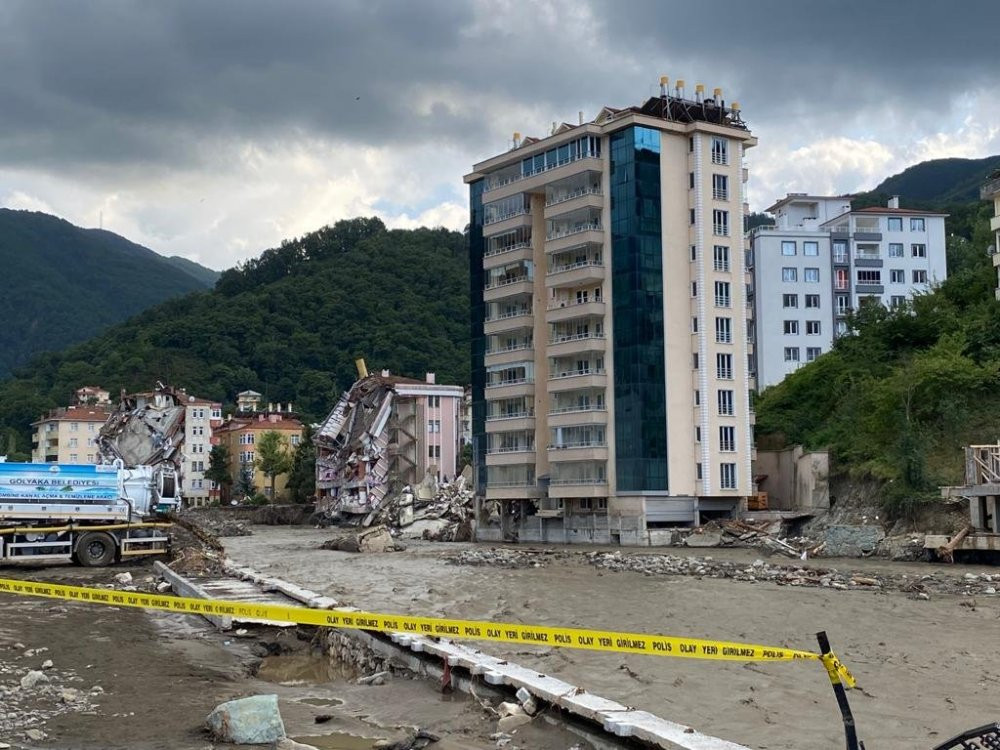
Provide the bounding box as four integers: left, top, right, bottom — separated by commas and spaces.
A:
226, 527, 1000, 750
0, 563, 590, 750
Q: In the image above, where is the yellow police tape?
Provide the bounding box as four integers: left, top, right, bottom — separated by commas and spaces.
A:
0, 576, 854, 688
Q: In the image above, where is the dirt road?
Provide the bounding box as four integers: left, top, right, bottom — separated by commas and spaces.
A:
0, 563, 590, 750
226, 527, 1000, 750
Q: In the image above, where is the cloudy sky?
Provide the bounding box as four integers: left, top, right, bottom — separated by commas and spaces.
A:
2, 0, 998, 270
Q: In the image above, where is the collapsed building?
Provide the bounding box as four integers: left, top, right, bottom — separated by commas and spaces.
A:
314, 363, 464, 524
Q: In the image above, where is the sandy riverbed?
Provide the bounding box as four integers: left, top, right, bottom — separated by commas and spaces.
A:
225, 527, 1000, 750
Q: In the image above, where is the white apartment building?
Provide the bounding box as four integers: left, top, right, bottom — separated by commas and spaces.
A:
749, 195, 947, 389
182, 397, 223, 507
465, 79, 757, 544
982, 172, 1000, 300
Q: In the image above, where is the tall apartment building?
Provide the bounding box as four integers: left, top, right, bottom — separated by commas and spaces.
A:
216, 410, 304, 501
749, 195, 948, 388
465, 81, 756, 544
30, 405, 111, 463
982, 171, 1000, 300
181, 397, 223, 507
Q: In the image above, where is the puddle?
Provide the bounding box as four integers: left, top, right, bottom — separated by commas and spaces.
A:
299, 696, 345, 707
256, 652, 349, 685
292, 733, 379, 750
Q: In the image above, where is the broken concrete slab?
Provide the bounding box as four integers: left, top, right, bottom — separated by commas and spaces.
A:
321, 525, 399, 553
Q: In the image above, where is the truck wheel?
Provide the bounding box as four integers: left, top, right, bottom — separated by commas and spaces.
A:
76, 532, 117, 567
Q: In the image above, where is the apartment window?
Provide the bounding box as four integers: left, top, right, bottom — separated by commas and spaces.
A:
689, 172, 695, 189
913, 269, 928, 283
70, 422, 79, 432
693, 352, 699, 369
891, 295, 906, 307
87, 453, 94, 463
720, 463, 737, 489
806, 320, 821, 335
717, 390, 734, 416
804, 267, 820, 283
836, 295, 850, 314
88, 423, 96, 432
428, 420, 441, 433
888, 243, 904, 258
711, 137, 728, 165
692, 316, 699, 333
689, 136, 695, 152
857, 269, 881, 284
713, 209, 729, 236
803, 241, 819, 256
719, 426, 736, 452
890, 269, 905, 283
695, 389, 700, 406
70, 453, 78, 462
717, 353, 733, 380
834, 268, 849, 290
805, 294, 820, 308
713, 245, 730, 271
695, 426, 701, 442
691, 245, 697, 261
911, 243, 926, 258
69, 438, 78, 448
806, 347, 822, 362
714, 281, 731, 307
290, 435, 300, 446
910, 218, 925, 231
833, 241, 848, 264
887, 217, 903, 231
782, 293, 798, 308
696, 462, 703, 480
712, 174, 729, 200
715, 317, 732, 343
690, 208, 696, 225
781, 241, 796, 256
691, 281, 698, 297
428, 445, 441, 459
784, 347, 800, 362
782, 267, 797, 282
783, 320, 799, 335
428, 395, 440, 408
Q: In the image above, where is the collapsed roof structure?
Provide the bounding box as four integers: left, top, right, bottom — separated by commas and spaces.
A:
98, 383, 187, 469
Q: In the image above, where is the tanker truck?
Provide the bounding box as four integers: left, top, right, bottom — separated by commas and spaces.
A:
0, 459, 178, 566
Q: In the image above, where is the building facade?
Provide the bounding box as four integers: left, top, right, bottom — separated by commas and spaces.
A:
31, 405, 111, 464
216, 411, 304, 501
181, 397, 223, 507
749, 195, 948, 389
982, 172, 1000, 300
465, 82, 756, 543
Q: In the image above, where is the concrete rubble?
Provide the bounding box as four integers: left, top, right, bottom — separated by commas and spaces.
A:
98, 382, 188, 471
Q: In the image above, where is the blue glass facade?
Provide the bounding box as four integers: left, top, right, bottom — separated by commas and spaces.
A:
468, 179, 488, 491
610, 126, 668, 492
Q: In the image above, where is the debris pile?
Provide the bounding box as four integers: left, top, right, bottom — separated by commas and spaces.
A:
447, 547, 557, 569
375, 475, 475, 542
321, 525, 402, 553
180, 509, 252, 538
683, 519, 822, 558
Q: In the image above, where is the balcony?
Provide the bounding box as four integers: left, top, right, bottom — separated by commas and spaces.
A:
980, 176, 1000, 200
547, 443, 609, 462
486, 482, 542, 500
547, 332, 606, 358
548, 479, 609, 499
547, 408, 607, 428
484, 156, 603, 202
484, 277, 533, 303
485, 413, 535, 433
544, 188, 603, 218
991, 215, 1000, 233
547, 370, 607, 392
485, 447, 537, 466
484, 309, 532, 335
546, 300, 606, 324
545, 224, 604, 254
483, 210, 532, 238
546, 260, 606, 289
485, 342, 533, 366
484, 242, 532, 269
484, 379, 534, 399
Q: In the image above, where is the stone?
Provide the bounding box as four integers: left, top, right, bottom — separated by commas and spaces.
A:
156, 581, 172, 592
684, 531, 722, 547
275, 739, 321, 750
60, 687, 80, 703
497, 702, 524, 718
206, 694, 285, 744
41, 659, 53, 669
25, 729, 46, 741
114, 572, 133, 585
20, 670, 48, 689
498, 714, 532, 732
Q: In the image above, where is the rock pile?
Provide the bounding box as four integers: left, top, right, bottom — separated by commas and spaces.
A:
359, 475, 475, 543
446, 547, 558, 569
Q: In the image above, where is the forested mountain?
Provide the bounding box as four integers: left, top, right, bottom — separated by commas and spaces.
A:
163, 254, 220, 286
862, 155, 1000, 204
0, 218, 470, 459
0, 210, 215, 377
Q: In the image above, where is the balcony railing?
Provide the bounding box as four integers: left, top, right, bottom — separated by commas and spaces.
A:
485, 151, 600, 191
713, 223, 729, 237
550, 477, 607, 485
546, 186, 602, 207
485, 240, 531, 258
712, 188, 729, 201
484, 208, 529, 226
488, 479, 537, 487
486, 410, 534, 421
547, 298, 603, 311
549, 405, 606, 414
981, 176, 1000, 199
547, 222, 602, 241
485, 275, 533, 291
548, 259, 604, 275
485, 308, 532, 322
549, 332, 605, 344
714, 295, 731, 308
486, 377, 532, 389
550, 368, 606, 379
548, 441, 608, 449
487, 446, 535, 455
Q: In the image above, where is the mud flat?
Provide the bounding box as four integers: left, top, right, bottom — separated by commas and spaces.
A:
226, 526, 1000, 750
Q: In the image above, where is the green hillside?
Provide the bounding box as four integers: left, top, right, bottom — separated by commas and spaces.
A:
865, 155, 1000, 204
0, 210, 214, 377
163, 254, 220, 286
0, 218, 470, 459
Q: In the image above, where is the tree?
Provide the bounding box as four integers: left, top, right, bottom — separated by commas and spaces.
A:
256, 430, 293, 501
204, 444, 233, 504
286, 425, 316, 503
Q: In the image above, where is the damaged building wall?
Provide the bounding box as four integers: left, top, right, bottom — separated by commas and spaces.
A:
754, 446, 830, 511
